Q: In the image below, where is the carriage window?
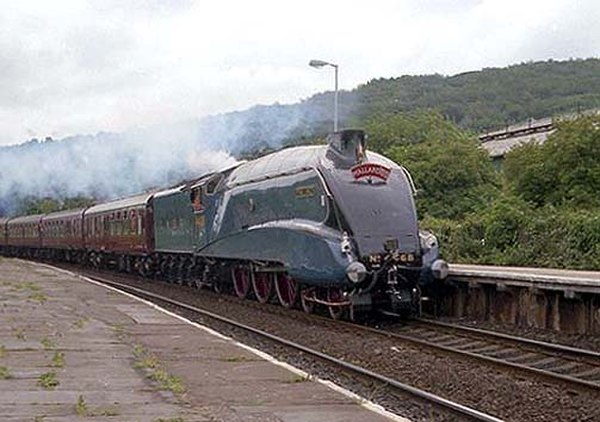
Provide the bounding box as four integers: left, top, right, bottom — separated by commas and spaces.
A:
138, 213, 144, 235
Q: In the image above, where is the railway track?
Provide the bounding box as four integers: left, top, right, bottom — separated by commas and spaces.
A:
75, 270, 503, 422
379, 318, 600, 391
69, 265, 600, 394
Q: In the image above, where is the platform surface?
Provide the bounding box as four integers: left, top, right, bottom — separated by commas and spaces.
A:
0, 258, 404, 421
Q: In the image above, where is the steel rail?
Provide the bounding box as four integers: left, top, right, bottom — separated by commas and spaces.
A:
369, 321, 600, 391
415, 318, 600, 360
84, 273, 504, 422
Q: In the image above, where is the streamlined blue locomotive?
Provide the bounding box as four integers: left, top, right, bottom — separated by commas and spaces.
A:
181, 129, 448, 318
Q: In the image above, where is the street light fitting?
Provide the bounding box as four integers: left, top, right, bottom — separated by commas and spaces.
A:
309, 59, 332, 68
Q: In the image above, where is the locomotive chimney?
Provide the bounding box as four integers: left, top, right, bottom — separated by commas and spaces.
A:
325, 129, 367, 168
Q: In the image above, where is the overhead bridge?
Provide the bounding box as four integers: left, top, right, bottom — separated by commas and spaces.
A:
479, 117, 555, 159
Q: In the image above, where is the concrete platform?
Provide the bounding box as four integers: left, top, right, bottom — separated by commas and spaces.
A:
446, 264, 600, 333
0, 258, 407, 421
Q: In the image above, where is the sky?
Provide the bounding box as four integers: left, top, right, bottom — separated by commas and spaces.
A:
0, 0, 598, 146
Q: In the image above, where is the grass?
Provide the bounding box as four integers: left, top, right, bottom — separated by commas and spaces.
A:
75, 395, 119, 417
75, 395, 89, 416
148, 369, 185, 394
135, 354, 159, 370
112, 323, 126, 338
0, 344, 6, 358
288, 374, 310, 383
14, 328, 26, 341
96, 406, 120, 417
28, 292, 48, 303
37, 371, 59, 390
132, 344, 145, 359
14, 281, 42, 292
51, 351, 65, 368
133, 345, 185, 395
72, 318, 88, 329
41, 337, 56, 350
221, 355, 252, 363
0, 365, 12, 379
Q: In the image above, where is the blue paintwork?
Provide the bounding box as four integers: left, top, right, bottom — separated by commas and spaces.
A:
185, 130, 439, 289
199, 219, 349, 285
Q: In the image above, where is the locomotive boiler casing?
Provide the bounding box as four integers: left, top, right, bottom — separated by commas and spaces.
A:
189, 130, 446, 314
194, 161, 353, 286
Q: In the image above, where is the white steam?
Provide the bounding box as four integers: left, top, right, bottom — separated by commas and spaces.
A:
0, 120, 238, 215
0, 98, 338, 216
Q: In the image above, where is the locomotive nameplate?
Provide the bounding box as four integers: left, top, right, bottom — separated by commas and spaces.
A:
351, 163, 391, 183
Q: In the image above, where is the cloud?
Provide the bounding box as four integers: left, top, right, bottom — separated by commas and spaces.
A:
0, 0, 598, 145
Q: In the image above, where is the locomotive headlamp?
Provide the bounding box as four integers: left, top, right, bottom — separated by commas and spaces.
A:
431, 259, 449, 280
346, 261, 367, 283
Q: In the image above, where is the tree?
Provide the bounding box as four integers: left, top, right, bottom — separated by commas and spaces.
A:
16, 196, 96, 216
361, 109, 471, 153
19, 197, 62, 215
367, 110, 499, 219
504, 114, 600, 208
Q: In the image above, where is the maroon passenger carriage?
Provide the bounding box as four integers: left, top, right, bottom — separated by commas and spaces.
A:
0, 218, 8, 254
5, 214, 44, 258
83, 193, 155, 272
40, 209, 86, 263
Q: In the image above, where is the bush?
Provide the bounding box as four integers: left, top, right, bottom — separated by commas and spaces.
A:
423, 200, 600, 270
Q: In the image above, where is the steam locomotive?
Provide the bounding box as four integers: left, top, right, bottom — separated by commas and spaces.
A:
0, 130, 448, 318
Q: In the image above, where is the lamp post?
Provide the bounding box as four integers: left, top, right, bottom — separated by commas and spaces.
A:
309, 59, 339, 132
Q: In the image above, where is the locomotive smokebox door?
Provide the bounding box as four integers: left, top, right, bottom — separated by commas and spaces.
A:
326, 129, 367, 166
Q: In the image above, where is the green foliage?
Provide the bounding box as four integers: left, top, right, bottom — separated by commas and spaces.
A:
61, 196, 96, 210
16, 195, 95, 216
20, 197, 61, 215
354, 58, 600, 132
423, 195, 600, 270
504, 115, 600, 208
417, 114, 600, 270
51, 351, 65, 368
361, 109, 470, 153
37, 371, 59, 390
373, 110, 499, 219
0, 365, 11, 379
75, 395, 89, 416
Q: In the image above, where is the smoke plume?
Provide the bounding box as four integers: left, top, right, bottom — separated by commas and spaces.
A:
0, 96, 343, 216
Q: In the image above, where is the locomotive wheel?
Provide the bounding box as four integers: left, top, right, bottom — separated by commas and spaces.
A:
252, 271, 274, 304
327, 287, 347, 320
232, 265, 251, 299
300, 287, 315, 314
275, 274, 298, 308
